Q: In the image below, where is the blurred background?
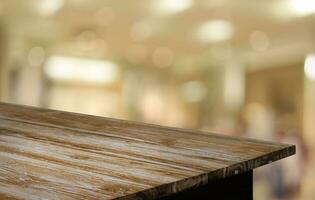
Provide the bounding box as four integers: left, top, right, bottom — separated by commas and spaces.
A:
0, 0, 314, 199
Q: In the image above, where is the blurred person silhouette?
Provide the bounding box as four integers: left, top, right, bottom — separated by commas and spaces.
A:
241, 103, 307, 200
272, 127, 307, 200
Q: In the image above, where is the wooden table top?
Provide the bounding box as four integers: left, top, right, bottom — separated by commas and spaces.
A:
0, 103, 295, 200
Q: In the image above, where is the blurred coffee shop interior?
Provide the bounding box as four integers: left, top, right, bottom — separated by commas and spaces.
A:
0, 0, 315, 199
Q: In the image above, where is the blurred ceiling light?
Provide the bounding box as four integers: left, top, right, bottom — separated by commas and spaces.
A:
37, 0, 64, 16
181, 81, 207, 102
249, 31, 270, 52
290, 0, 315, 16
28, 47, 46, 67
304, 54, 315, 80
45, 56, 119, 84
152, 47, 174, 68
152, 0, 193, 15
197, 20, 234, 43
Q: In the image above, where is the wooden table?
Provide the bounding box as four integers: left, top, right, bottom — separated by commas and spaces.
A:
0, 103, 295, 200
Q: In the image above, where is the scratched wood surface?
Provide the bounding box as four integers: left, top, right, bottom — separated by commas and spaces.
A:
0, 102, 295, 200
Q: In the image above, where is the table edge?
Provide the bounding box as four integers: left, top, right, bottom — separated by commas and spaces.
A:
114, 144, 295, 200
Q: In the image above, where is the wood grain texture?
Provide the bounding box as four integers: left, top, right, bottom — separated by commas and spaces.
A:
0, 102, 295, 200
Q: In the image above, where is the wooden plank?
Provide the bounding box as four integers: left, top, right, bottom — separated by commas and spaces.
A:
0, 102, 295, 200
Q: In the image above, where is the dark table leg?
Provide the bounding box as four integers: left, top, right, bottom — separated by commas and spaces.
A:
159, 170, 253, 200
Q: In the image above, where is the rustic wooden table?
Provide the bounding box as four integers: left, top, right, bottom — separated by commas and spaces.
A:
0, 103, 295, 200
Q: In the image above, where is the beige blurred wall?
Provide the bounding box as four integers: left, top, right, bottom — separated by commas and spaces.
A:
245, 63, 304, 137
0, 23, 8, 100
304, 78, 315, 149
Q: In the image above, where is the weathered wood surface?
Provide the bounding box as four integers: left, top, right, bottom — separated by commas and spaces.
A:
0, 102, 295, 200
